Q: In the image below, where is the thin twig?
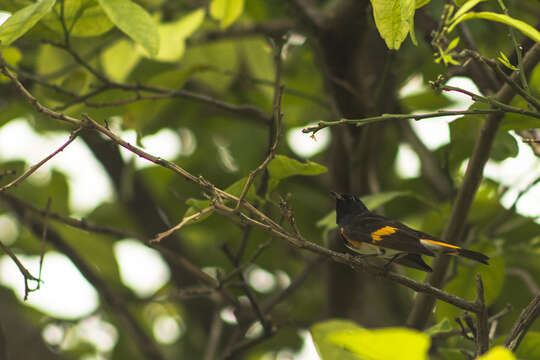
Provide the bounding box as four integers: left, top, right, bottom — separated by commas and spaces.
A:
0, 241, 40, 300
302, 109, 505, 135
150, 206, 215, 243
0, 127, 83, 192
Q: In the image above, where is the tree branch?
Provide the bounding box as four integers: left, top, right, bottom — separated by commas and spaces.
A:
504, 294, 540, 351
407, 42, 540, 330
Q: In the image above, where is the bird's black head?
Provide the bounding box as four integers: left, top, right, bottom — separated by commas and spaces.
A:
331, 192, 368, 224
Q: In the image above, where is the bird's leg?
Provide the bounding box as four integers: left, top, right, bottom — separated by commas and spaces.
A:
382, 253, 402, 272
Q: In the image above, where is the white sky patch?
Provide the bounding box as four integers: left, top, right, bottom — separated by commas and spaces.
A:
0, 119, 114, 214
247, 265, 276, 293
408, 77, 479, 150
395, 143, 421, 178
484, 135, 540, 218
287, 124, 330, 158
118, 129, 181, 168
0, 214, 18, 246
113, 240, 170, 297
0, 12, 10, 25
0, 252, 99, 319
294, 330, 320, 360
76, 316, 118, 352
153, 315, 184, 344
220, 306, 237, 325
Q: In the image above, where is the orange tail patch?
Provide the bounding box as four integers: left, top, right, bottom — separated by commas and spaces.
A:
420, 239, 460, 249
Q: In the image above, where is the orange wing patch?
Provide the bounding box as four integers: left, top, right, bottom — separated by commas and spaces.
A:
420, 239, 460, 249
371, 226, 397, 241
340, 227, 364, 249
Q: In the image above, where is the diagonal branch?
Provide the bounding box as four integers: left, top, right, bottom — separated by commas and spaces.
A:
504, 294, 540, 351
407, 42, 540, 330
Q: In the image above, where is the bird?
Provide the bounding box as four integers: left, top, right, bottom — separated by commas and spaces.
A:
332, 192, 489, 272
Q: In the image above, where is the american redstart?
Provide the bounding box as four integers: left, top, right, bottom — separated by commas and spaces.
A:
332, 192, 489, 272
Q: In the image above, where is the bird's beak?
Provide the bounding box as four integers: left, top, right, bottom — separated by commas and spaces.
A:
330, 191, 343, 200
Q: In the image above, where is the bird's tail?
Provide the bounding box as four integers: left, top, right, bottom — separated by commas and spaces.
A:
456, 248, 489, 265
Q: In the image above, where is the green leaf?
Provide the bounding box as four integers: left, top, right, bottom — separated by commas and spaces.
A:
154, 8, 205, 62
311, 320, 362, 360
268, 155, 327, 181
478, 346, 516, 360
401, 90, 456, 111
101, 39, 141, 82
0, 46, 21, 82
0, 0, 56, 46
449, 12, 540, 43
436, 252, 504, 322
446, 37, 460, 51
97, 0, 159, 56
415, 0, 430, 9
491, 131, 518, 161
497, 51, 519, 71
425, 318, 452, 336
370, 0, 411, 50
400, 0, 417, 46
450, 0, 485, 23
328, 327, 430, 360
515, 332, 540, 360
41, 0, 114, 37
209, 0, 245, 29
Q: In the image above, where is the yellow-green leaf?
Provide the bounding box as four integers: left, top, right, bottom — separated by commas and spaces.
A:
101, 39, 141, 82
478, 346, 516, 360
450, 0, 485, 23
153, 8, 205, 62
209, 0, 244, 29
0, 0, 55, 46
97, 0, 160, 56
449, 12, 540, 43
370, 0, 410, 50
41, 0, 114, 37
329, 327, 430, 360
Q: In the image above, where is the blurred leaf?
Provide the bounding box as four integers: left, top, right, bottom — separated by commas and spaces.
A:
436, 250, 504, 322
370, 0, 411, 50
101, 39, 141, 82
401, 91, 456, 111
415, 0, 430, 9
41, 0, 114, 37
425, 318, 452, 336
268, 155, 327, 181
491, 131, 518, 161
209, 0, 245, 29
0, 0, 55, 45
328, 326, 430, 360
311, 320, 362, 360
516, 332, 540, 360
97, 0, 159, 56
0, 46, 21, 82
153, 8, 205, 62
478, 346, 515, 360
